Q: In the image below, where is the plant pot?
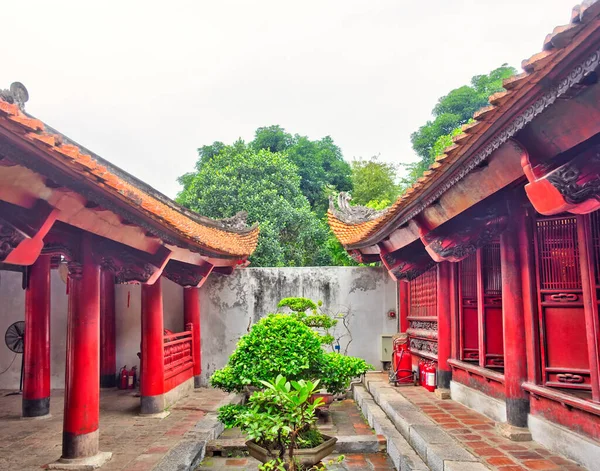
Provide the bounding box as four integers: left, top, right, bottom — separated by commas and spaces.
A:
310, 392, 334, 406
246, 434, 337, 469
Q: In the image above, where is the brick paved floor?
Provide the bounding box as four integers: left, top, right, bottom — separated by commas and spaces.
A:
396, 383, 584, 471
196, 453, 395, 470
0, 387, 228, 471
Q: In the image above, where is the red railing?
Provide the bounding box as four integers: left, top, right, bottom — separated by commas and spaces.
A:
163, 323, 194, 392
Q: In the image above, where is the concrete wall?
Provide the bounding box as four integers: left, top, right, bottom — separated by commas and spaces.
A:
198, 266, 398, 386
0, 270, 184, 390
0, 266, 396, 390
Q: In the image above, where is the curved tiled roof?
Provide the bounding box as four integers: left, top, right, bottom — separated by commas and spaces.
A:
0, 98, 259, 258
329, 0, 600, 248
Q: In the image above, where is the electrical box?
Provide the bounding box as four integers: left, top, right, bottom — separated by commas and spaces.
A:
381, 334, 394, 362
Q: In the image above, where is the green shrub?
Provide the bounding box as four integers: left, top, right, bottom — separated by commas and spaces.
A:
319, 353, 372, 395
210, 314, 325, 392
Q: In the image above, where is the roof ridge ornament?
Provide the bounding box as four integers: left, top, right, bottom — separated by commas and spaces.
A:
214, 211, 250, 231
329, 192, 387, 224
0, 82, 29, 110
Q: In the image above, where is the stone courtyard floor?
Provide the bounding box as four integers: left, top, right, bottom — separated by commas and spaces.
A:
0, 387, 229, 471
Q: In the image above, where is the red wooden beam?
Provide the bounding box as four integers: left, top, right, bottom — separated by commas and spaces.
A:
437, 261, 452, 390
140, 277, 165, 415
184, 287, 202, 387
22, 255, 51, 418
500, 206, 530, 429
100, 270, 116, 388
61, 237, 103, 460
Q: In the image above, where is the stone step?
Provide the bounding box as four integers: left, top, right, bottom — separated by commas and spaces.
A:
357, 374, 490, 471
206, 438, 248, 457
206, 434, 386, 456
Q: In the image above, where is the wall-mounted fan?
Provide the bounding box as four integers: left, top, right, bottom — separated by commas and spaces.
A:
4, 321, 25, 395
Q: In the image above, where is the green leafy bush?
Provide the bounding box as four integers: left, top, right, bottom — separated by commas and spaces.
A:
228, 375, 326, 470
217, 403, 246, 428
278, 297, 317, 313
210, 315, 324, 392
319, 353, 372, 395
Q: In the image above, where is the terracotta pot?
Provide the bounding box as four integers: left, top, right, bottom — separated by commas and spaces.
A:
310, 392, 334, 405
246, 434, 337, 469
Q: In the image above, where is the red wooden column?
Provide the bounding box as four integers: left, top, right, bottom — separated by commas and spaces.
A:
140, 277, 165, 415
61, 245, 109, 462
577, 214, 600, 402
100, 271, 116, 388
500, 206, 530, 434
398, 281, 409, 333
184, 287, 202, 388
437, 261, 452, 391
22, 255, 51, 418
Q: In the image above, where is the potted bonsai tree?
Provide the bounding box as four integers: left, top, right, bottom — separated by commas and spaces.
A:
219, 375, 338, 471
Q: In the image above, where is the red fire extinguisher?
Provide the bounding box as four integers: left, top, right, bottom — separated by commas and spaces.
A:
422, 361, 437, 393
129, 366, 137, 389
119, 366, 129, 390
390, 335, 415, 385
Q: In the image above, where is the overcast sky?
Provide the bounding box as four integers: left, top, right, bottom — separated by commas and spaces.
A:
2, 0, 575, 198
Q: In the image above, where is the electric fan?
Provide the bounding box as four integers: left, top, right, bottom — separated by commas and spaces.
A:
4, 321, 25, 395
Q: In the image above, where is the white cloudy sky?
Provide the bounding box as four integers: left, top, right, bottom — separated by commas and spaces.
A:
2, 0, 575, 198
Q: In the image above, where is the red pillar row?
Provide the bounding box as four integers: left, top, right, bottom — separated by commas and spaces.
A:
23, 255, 51, 418
500, 206, 530, 428
140, 277, 165, 415
184, 287, 202, 388
62, 246, 101, 459
100, 271, 116, 388
437, 262, 452, 390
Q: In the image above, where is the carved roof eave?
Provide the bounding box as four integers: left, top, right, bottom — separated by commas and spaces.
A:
337, 46, 600, 251
328, 192, 388, 224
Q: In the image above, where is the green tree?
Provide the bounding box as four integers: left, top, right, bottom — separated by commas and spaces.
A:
403, 64, 516, 189
251, 126, 352, 214
177, 143, 333, 267
350, 156, 399, 207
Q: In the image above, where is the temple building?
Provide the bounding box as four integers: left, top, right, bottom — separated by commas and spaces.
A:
0, 83, 258, 467
329, 1, 600, 468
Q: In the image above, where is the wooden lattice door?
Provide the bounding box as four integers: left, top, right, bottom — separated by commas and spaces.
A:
459, 252, 478, 362
534, 215, 591, 390
482, 241, 504, 369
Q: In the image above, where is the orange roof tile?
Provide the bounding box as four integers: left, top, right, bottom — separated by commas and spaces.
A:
329, 0, 600, 248
0, 98, 259, 258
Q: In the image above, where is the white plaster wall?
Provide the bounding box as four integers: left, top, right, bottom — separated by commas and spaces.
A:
199, 266, 398, 386
0, 270, 184, 390
114, 278, 184, 375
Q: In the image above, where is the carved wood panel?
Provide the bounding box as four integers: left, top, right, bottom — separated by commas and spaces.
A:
407, 266, 438, 360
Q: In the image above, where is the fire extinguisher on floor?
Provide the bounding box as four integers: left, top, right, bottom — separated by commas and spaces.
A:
421, 361, 437, 393
119, 366, 129, 390
129, 366, 137, 389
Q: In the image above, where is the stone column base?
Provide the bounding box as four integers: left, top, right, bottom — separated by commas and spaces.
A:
138, 410, 171, 419
496, 422, 532, 442
434, 388, 451, 400
194, 375, 201, 388
140, 393, 165, 415
22, 397, 50, 418
47, 451, 112, 470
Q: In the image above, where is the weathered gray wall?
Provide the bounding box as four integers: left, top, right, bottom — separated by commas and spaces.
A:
199, 266, 397, 385
0, 271, 184, 390
0, 266, 396, 390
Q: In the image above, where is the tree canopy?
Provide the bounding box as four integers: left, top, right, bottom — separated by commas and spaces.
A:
350, 156, 399, 207
177, 144, 335, 267
251, 126, 352, 215
402, 64, 516, 189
